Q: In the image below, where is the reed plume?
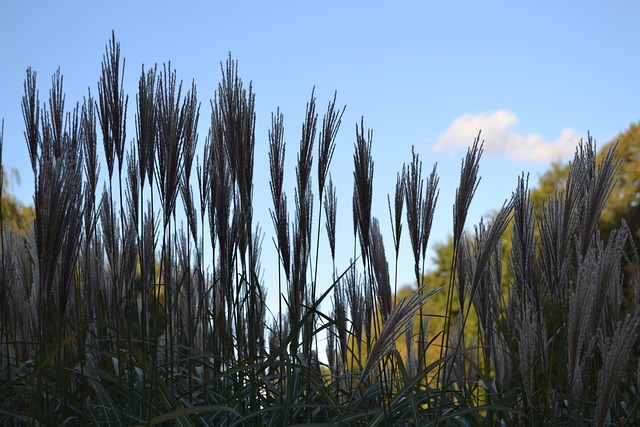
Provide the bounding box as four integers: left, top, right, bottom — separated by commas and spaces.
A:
353, 118, 374, 265
324, 175, 337, 266
98, 31, 128, 180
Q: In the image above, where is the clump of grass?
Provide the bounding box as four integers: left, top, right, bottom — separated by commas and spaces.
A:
0, 33, 638, 426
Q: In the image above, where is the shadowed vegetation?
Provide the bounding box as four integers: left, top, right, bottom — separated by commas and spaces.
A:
0, 34, 639, 425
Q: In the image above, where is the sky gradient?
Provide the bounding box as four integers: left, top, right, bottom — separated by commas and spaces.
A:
2, 1, 639, 304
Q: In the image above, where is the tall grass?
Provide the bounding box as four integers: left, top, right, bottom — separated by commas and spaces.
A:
0, 33, 639, 425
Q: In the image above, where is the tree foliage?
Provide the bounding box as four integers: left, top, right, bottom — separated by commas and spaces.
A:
531, 123, 640, 244
1, 167, 34, 231
599, 122, 640, 241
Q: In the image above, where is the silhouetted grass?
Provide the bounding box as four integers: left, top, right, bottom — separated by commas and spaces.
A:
0, 33, 638, 426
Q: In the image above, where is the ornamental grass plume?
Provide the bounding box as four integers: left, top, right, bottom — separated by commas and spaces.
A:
510, 174, 540, 316
269, 108, 291, 282
594, 313, 640, 427
155, 63, 187, 229
353, 117, 374, 265
370, 217, 392, 321
355, 285, 443, 395
572, 136, 619, 257
588, 229, 627, 340
291, 90, 316, 360
567, 226, 629, 400
318, 92, 344, 199
517, 308, 539, 413
22, 69, 39, 174
466, 200, 513, 311
98, 31, 127, 181
180, 84, 200, 245
453, 133, 483, 248
323, 175, 337, 265
125, 150, 139, 229
403, 149, 423, 285
33, 71, 84, 361
538, 140, 590, 304
4, 32, 640, 426
346, 264, 364, 358
81, 91, 99, 218
316, 93, 344, 306
329, 278, 348, 374
402, 147, 440, 372
437, 136, 482, 371
388, 171, 404, 301
511, 175, 548, 413
421, 163, 439, 268
135, 65, 156, 188
456, 202, 512, 394
181, 179, 198, 244
216, 56, 255, 223
390, 172, 404, 256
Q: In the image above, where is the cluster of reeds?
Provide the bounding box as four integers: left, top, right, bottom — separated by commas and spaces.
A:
429, 136, 640, 425
0, 33, 639, 425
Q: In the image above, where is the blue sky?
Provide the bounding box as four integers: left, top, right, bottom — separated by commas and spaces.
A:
1, 1, 639, 305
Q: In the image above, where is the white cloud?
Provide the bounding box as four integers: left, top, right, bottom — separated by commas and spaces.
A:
432, 110, 581, 163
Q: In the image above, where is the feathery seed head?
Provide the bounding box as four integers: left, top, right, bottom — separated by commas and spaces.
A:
353, 118, 374, 264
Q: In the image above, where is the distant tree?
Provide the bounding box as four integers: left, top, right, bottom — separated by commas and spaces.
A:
1, 167, 34, 231
420, 235, 481, 363
598, 122, 640, 243
526, 122, 640, 250
423, 235, 456, 332
530, 161, 569, 205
